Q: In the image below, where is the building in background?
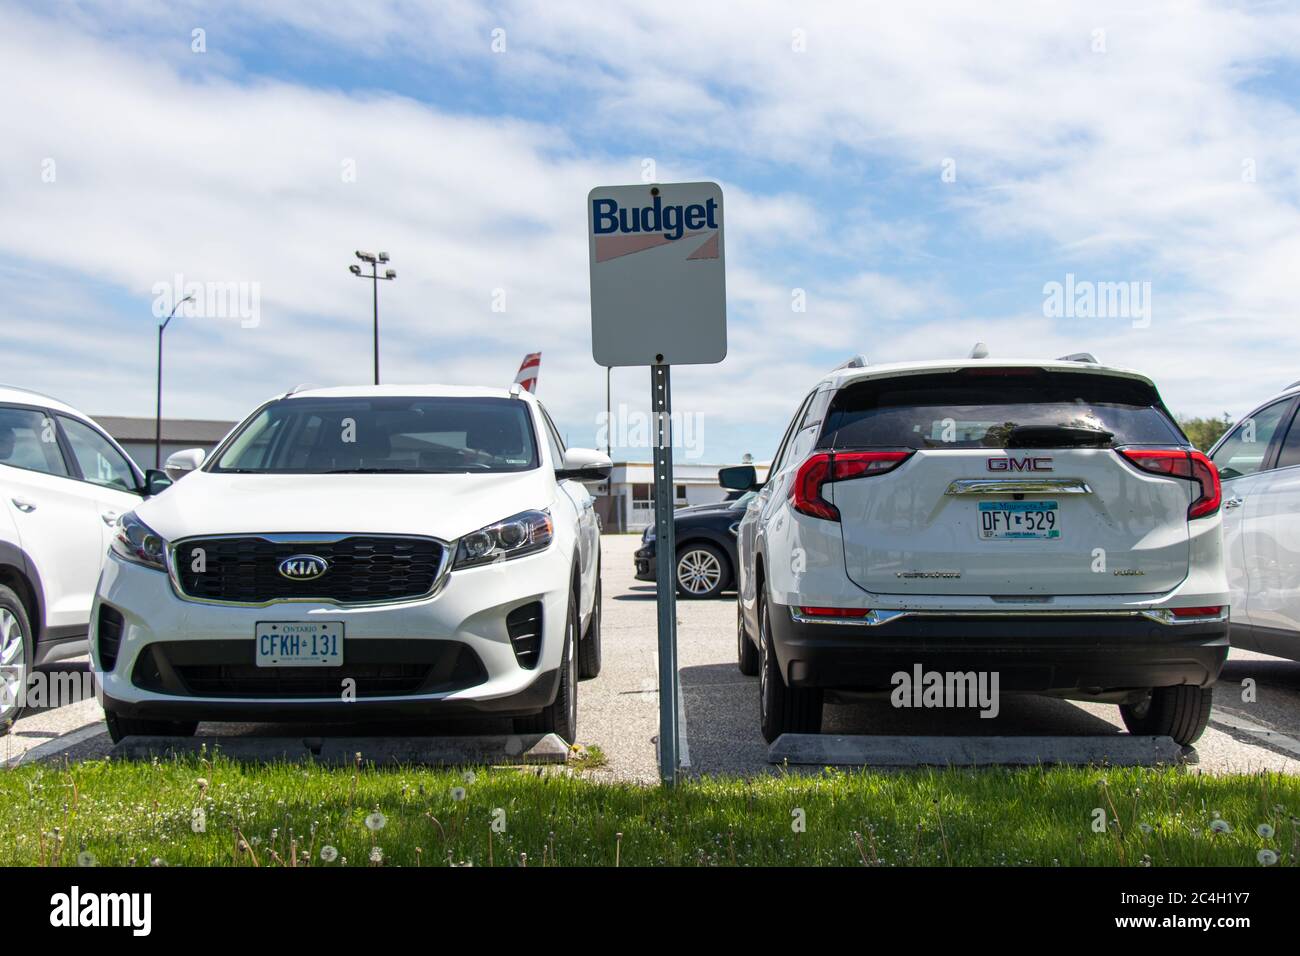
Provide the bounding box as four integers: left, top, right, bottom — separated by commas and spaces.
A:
593, 460, 770, 533
96, 416, 236, 468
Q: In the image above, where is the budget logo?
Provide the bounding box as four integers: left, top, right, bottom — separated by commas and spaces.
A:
591, 196, 720, 262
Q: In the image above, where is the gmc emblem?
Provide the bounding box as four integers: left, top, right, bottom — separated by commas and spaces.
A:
987, 456, 1054, 472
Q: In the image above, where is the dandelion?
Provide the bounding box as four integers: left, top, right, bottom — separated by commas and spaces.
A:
76, 851, 96, 867
369, 846, 383, 864
320, 845, 338, 863
1257, 823, 1275, 839
365, 811, 387, 831
463, 771, 476, 785
1138, 823, 1153, 835
451, 787, 466, 802
1258, 849, 1278, 866
1209, 819, 1232, 834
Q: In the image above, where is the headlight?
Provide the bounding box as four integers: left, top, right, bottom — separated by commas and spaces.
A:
110, 512, 168, 571
453, 510, 553, 569
643, 526, 656, 543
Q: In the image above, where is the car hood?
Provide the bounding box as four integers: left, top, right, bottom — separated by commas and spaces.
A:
675, 501, 738, 518
135, 469, 554, 542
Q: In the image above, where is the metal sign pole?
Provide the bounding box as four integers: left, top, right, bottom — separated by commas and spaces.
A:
652, 362, 679, 784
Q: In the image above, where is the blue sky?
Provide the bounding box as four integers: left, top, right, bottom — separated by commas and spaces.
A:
4, 1, 1300, 464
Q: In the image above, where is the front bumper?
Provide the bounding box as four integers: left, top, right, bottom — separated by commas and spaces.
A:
766, 602, 1228, 693
634, 540, 656, 581
92, 544, 573, 722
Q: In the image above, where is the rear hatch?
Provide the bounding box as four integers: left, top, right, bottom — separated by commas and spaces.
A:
821, 367, 1194, 596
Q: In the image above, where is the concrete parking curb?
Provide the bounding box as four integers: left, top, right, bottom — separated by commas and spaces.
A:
110, 733, 572, 766
769, 734, 1185, 767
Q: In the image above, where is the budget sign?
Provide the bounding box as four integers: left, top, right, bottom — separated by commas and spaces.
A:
588, 181, 726, 367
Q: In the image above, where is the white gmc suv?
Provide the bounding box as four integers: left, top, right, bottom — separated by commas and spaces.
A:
723, 356, 1229, 746
90, 385, 610, 743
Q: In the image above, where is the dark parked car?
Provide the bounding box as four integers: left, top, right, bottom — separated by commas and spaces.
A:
634, 492, 755, 598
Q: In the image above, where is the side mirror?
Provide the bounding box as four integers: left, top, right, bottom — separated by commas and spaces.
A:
557, 448, 612, 484
719, 464, 759, 492
142, 469, 173, 497
164, 447, 206, 480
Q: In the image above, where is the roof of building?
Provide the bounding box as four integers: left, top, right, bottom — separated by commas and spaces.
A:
93, 416, 237, 443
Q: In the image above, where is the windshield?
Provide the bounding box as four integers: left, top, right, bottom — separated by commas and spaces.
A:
211, 396, 539, 474
821, 370, 1184, 449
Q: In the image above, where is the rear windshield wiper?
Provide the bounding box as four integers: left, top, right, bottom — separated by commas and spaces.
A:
1004, 424, 1115, 448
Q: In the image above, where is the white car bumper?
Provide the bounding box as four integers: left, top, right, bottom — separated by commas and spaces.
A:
91, 545, 573, 722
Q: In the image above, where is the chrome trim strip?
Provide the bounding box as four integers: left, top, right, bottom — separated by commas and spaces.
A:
790, 607, 1227, 627
945, 479, 1093, 495
166, 532, 453, 608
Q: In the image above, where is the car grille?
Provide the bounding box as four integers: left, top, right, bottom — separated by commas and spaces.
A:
173, 535, 447, 605
131, 639, 487, 699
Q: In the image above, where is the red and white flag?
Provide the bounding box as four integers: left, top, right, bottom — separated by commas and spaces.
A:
514, 352, 541, 393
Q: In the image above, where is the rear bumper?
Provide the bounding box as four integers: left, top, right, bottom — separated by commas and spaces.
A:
766, 603, 1228, 692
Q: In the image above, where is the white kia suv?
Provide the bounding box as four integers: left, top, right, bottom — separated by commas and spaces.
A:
723, 356, 1229, 746
90, 385, 610, 743
0, 385, 170, 731
1209, 381, 1300, 661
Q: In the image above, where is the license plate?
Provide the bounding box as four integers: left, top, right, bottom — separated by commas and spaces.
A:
979, 500, 1060, 539
255, 622, 344, 667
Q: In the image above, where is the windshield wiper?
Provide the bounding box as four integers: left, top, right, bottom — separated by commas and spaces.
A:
1005, 424, 1115, 448
322, 467, 421, 474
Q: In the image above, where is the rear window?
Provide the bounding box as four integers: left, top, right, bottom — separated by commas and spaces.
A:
820, 370, 1184, 450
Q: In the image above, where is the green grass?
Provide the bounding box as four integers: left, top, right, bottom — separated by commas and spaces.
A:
2, 753, 1298, 866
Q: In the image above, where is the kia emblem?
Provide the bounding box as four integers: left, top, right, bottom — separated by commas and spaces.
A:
277, 554, 329, 580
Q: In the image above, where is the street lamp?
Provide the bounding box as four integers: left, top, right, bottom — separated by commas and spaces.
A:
349, 251, 397, 384
155, 293, 195, 469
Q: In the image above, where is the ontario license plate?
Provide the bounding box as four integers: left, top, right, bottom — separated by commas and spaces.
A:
255, 622, 344, 667
979, 501, 1060, 539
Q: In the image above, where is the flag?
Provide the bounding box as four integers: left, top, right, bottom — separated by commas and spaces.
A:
514, 352, 540, 393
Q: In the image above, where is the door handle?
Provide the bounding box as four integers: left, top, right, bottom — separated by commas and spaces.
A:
100, 510, 122, 526
11, 498, 36, 513
1225, 496, 1245, 510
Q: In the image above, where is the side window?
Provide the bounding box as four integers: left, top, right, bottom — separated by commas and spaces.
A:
58, 416, 138, 492
0, 406, 69, 477
770, 392, 815, 474
1274, 408, 1300, 471
538, 406, 565, 466
787, 387, 833, 464
1211, 400, 1291, 480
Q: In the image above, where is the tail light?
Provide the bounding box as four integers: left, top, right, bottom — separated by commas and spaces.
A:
791, 450, 912, 521
1118, 448, 1222, 519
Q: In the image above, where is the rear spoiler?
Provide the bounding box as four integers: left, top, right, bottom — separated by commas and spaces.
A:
1056, 352, 1099, 364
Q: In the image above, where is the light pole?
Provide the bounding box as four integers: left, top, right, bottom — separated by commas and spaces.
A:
155, 293, 195, 469
349, 251, 396, 384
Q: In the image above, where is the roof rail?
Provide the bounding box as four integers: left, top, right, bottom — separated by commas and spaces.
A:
1057, 352, 1099, 364
968, 342, 989, 359
833, 354, 869, 371
1286, 379, 1300, 392
283, 383, 319, 397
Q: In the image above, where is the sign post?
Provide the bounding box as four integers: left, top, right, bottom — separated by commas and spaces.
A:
588, 181, 726, 784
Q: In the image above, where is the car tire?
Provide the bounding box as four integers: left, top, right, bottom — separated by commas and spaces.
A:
737, 600, 759, 676
1119, 685, 1213, 746
514, 585, 579, 743
675, 543, 729, 600
758, 591, 821, 743
578, 563, 602, 680
102, 711, 199, 744
0, 585, 34, 735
